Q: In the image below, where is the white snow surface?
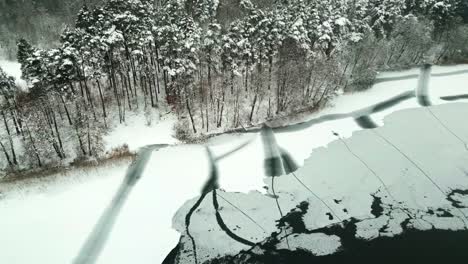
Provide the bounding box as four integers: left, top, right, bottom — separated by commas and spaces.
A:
0, 161, 129, 264
0, 60, 27, 88
276, 233, 342, 256
97, 146, 210, 264
104, 111, 178, 152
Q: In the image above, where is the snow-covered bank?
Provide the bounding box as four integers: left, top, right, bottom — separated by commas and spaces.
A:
0, 59, 178, 174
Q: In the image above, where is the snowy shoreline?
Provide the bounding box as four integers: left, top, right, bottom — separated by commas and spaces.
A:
197, 63, 468, 141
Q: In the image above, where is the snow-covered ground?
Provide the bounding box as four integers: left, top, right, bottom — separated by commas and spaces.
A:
0, 60, 27, 88
96, 146, 211, 264
0, 64, 467, 264
103, 111, 178, 152
0, 160, 130, 264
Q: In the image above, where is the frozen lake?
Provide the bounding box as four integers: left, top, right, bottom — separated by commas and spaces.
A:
1, 65, 468, 263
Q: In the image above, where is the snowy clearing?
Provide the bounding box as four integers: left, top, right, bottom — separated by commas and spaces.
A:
103, 112, 178, 152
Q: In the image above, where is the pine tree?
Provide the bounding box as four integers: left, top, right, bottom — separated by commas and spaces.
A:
0, 67, 20, 166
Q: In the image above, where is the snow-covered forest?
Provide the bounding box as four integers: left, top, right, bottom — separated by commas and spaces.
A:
1, 0, 468, 172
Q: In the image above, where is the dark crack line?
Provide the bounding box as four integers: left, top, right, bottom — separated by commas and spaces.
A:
206, 147, 257, 250
392, 206, 426, 229
371, 130, 445, 195
271, 176, 290, 249
371, 130, 468, 225
376, 198, 428, 234
377, 196, 433, 230
217, 192, 267, 233
184, 147, 220, 264
212, 189, 256, 246
185, 190, 209, 264
397, 206, 438, 229
337, 135, 425, 228
334, 133, 396, 203
377, 205, 430, 236
291, 172, 342, 221
416, 56, 464, 151
426, 107, 468, 150
271, 176, 284, 218
233, 195, 468, 262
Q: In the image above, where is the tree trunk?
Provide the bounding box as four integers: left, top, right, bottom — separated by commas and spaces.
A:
51, 107, 65, 158
1, 110, 17, 164
249, 93, 258, 123
96, 79, 107, 128
75, 125, 87, 156
0, 141, 12, 167
186, 97, 197, 133
59, 95, 73, 126
108, 51, 123, 123
25, 122, 42, 167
